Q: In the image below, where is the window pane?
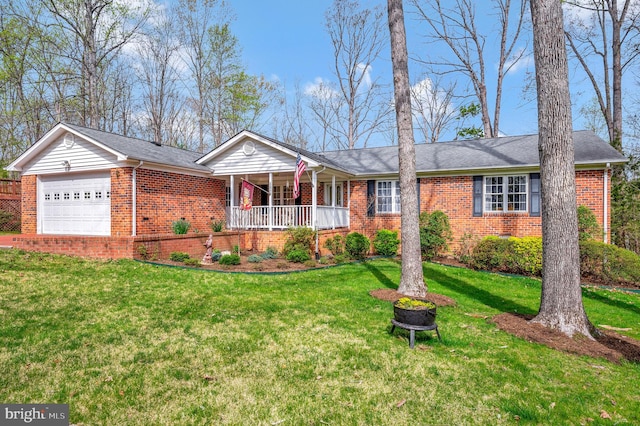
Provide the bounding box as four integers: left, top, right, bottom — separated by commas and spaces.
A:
484, 177, 503, 211
507, 175, 527, 211
377, 181, 392, 213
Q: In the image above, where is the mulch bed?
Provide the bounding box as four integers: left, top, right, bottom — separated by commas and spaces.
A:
369, 288, 456, 307
369, 287, 640, 363
493, 313, 640, 363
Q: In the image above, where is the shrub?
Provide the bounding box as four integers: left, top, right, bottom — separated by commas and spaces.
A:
137, 244, 149, 260
211, 249, 222, 262
248, 254, 263, 263
172, 219, 191, 235
469, 236, 515, 272
183, 258, 201, 267
283, 227, 315, 258
233, 245, 240, 255
345, 232, 370, 260
580, 240, 640, 285
373, 229, 399, 256
419, 210, 452, 260
261, 246, 278, 259
286, 249, 311, 263
578, 205, 601, 241
334, 254, 348, 264
323, 234, 345, 256
169, 251, 190, 262
511, 236, 543, 276
303, 260, 317, 268
318, 256, 331, 265
219, 254, 241, 265
210, 220, 224, 232
456, 232, 479, 265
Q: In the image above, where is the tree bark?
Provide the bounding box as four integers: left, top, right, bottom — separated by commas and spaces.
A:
530, 0, 593, 338
388, 0, 426, 298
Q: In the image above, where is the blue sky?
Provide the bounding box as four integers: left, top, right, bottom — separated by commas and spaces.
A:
226, 1, 581, 144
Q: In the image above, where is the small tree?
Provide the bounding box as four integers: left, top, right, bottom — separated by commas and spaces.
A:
577, 205, 601, 242
419, 210, 452, 260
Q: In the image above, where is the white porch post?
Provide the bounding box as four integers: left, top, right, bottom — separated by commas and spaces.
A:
347, 179, 351, 228
268, 172, 273, 231
230, 175, 235, 229
331, 175, 336, 229
312, 170, 318, 230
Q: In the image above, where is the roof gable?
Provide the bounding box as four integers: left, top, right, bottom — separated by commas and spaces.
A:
7, 123, 211, 174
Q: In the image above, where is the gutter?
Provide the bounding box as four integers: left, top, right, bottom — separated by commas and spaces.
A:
604, 163, 610, 243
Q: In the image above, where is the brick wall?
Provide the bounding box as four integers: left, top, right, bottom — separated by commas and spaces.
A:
133, 232, 237, 260
20, 175, 37, 234
111, 168, 133, 236
348, 169, 609, 253
12, 234, 135, 258
134, 168, 226, 235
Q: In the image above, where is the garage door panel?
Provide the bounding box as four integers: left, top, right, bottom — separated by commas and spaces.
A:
40, 173, 111, 236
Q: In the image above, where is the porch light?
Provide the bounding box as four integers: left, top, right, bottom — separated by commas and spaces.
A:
61, 160, 71, 171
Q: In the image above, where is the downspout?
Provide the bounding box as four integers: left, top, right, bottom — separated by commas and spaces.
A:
603, 163, 610, 243
313, 167, 326, 260
132, 161, 143, 236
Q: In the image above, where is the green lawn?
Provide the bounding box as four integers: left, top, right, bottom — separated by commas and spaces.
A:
0, 249, 639, 425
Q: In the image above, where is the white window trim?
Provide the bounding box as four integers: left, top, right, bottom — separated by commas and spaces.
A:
376, 180, 401, 214
484, 174, 528, 213
324, 183, 343, 207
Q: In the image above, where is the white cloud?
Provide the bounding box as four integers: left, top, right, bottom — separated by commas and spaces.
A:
503, 47, 533, 74
304, 77, 340, 100
356, 63, 372, 88
411, 77, 455, 118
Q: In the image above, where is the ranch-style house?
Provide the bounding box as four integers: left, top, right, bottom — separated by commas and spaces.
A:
5, 122, 627, 259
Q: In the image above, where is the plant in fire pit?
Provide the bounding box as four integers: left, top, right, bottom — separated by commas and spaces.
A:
393, 297, 437, 326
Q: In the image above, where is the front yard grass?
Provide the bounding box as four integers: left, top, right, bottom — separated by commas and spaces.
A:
0, 249, 639, 424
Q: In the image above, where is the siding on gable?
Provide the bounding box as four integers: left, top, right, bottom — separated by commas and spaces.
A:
22, 134, 120, 175
202, 142, 298, 175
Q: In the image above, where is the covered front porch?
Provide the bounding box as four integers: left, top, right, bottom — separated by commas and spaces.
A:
195, 130, 354, 232
223, 173, 350, 231
226, 204, 349, 230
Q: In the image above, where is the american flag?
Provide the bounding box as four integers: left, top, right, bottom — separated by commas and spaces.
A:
293, 153, 306, 199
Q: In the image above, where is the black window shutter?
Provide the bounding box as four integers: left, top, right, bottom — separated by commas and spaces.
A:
473, 176, 483, 217
416, 178, 421, 212
530, 173, 541, 217
367, 180, 375, 217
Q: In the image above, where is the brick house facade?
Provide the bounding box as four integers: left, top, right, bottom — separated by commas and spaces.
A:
6, 124, 626, 259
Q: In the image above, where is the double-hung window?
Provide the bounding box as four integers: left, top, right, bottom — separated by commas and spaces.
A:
377, 180, 401, 213
484, 175, 527, 212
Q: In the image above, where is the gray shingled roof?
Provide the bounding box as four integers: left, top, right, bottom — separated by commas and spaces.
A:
319, 130, 627, 175
65, 124, 625, 176
65, 123, 211, 173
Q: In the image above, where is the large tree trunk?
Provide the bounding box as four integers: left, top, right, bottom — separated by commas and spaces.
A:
388, 0, 426, 298
530, 0, 592, 338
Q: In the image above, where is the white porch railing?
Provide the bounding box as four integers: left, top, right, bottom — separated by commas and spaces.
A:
227, 205, 349, 230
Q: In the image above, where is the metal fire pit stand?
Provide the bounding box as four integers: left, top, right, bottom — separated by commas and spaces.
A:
390, 319, 441, 349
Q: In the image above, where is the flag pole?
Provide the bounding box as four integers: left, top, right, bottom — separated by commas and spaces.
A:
241, 178, 270, 195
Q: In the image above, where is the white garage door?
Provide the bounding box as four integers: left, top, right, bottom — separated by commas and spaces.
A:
40, 172, 111, 235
